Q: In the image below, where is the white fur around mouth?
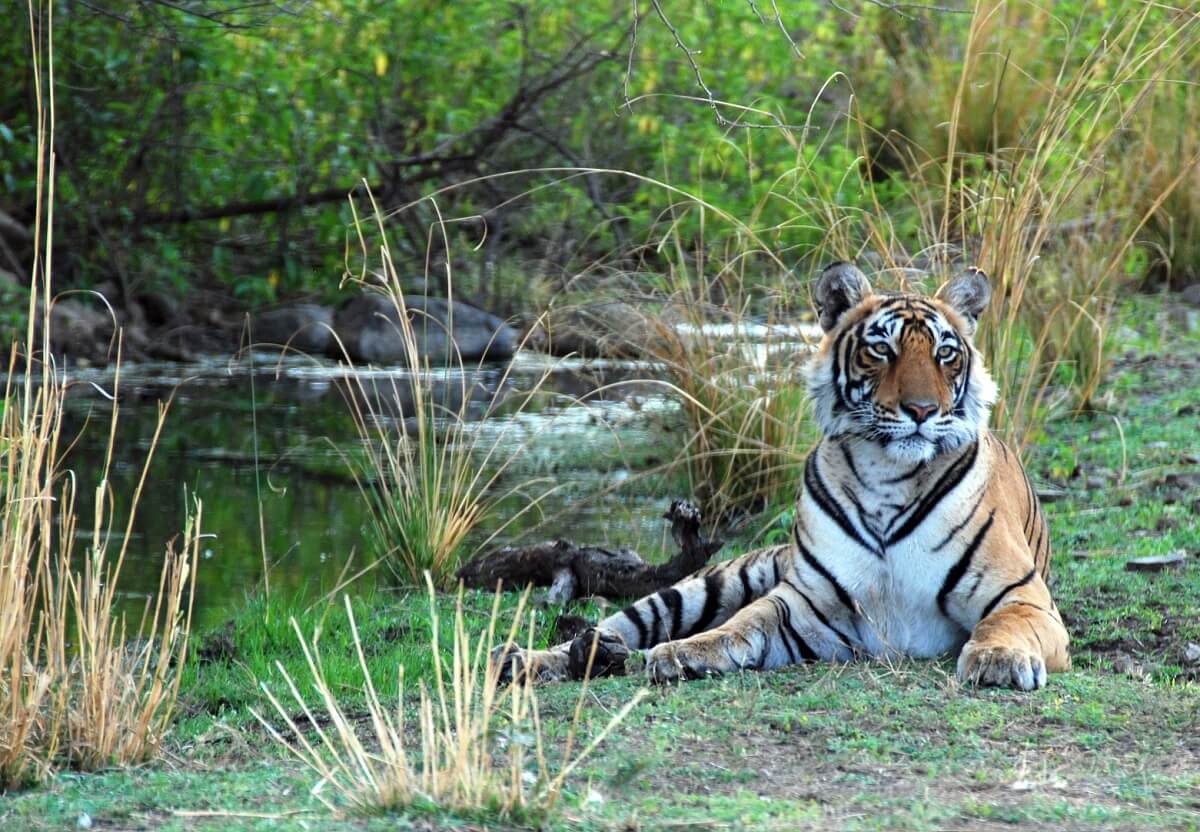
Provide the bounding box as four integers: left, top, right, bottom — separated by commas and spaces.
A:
884, 434, 937, 463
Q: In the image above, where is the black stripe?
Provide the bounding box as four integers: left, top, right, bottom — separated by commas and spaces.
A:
963, 571, 985, 604
777, 599, 819, 662
883, 461, 924, 484
662, 589, 683, 641
646, 595, 665, 644
738, 564, 754, 606
954, 346, 973, 412
772, 599, 800, 664
1024, 617, 1045, 652
979, 568, 1036, 620
829, 324, 857, 414
1022, 473, 1036, 536
1005, 599, 1055, 617
932, 488, 985, 552
794, 532, 857, 616
805, 452, 881, 556
770, 555, 781, 589
887, 441, 979, 546
839, 485, 885, 552
784, 578, 853, 648
839, 443, 866, 488
687, 574, 725, 637
937, 509, 995, 618
621, 605, 649, 648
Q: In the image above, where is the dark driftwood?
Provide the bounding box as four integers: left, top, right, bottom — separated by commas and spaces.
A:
455, 500, 722, 603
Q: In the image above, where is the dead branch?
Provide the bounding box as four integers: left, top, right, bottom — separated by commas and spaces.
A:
455, 500, 723, 603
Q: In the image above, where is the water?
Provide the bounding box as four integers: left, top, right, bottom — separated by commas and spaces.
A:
47, 322, 820, 628
52, 352, 678, 628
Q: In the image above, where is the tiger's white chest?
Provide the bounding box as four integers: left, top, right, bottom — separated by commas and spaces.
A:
796, 438, 990, 659
850, 531, 971, 658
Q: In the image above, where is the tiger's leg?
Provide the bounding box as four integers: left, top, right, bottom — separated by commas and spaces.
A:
496, 544, 790, 683
644, 570, 857, 683
954, 571, 1070, 691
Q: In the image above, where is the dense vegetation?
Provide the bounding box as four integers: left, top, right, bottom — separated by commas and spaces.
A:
3, 0, 1197, 320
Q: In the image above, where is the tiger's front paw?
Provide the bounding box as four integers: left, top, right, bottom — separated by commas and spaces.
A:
567, 627, 630, 680
957, 641, 1047, 691
644, 638, 731, 684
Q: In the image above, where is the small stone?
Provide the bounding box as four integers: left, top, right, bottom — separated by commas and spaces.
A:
1112, 655, 1148, 679
1071, 550, 1091, 561
1181, 284, 1200, 307
77, 815, 92, 830
1184, 644, 1200, 665
1036, 486, 1069, 503
1125, 551, 1188, 572
1086, 476, 1107, 490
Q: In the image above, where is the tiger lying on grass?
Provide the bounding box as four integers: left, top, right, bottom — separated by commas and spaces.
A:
500, 263, 1071, 690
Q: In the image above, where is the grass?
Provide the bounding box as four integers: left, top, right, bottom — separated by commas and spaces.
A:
650, 298, 818, 522
253, 583, 643, 819
1127, 76, 1200, 289
4, 303, 1194, 828
0, 1, 199, 787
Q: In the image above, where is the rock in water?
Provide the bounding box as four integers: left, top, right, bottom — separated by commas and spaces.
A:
254, 304, 335, 355
334, 294, 517, 364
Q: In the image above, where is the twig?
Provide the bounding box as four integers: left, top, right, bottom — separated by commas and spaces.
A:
624, 0, 640, 111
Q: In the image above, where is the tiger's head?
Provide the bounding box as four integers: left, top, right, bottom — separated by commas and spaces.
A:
805, 262, 998, 464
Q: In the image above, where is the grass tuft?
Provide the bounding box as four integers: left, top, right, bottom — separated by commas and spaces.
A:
0, 2, 199, 788
338, 190, 563, 586
254, 579, 645, 820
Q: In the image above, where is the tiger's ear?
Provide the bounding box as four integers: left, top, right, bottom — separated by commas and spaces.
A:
813, 262, 873, 332
937, 267, 991, 332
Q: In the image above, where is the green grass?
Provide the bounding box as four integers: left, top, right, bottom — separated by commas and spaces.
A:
3, 309, 1199, 829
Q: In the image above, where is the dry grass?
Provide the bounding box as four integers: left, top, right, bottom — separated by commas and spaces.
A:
337, 192, 563, 586
1126, 76, 1200, 289
0, 1, 200, 788
648, 295, 816, 521
254, 580, 645, 819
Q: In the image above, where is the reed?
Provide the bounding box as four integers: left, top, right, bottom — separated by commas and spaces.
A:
0, 1, 200, 787
335, 190, 566, 586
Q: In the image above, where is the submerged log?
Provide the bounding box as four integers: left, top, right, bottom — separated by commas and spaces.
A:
455, 500, 723, 603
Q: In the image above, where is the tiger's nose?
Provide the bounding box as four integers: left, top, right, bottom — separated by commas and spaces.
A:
901, 400, 938, 423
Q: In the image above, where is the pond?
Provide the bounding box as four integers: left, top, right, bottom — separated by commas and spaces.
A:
47, 322, 819, 629
50, 351, 682, 628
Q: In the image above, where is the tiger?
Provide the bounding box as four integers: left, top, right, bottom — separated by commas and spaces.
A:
498, 262, 1071, 690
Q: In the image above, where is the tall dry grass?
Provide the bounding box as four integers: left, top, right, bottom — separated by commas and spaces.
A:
1125, 77, 1200, 289
645, 293, 816, 521
255, 580, 645, 819
337, 191, 565, 586
941, 4, 1198, 446
0, 1, 200, 788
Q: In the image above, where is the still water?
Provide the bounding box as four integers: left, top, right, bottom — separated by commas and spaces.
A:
55, 351, 681, 628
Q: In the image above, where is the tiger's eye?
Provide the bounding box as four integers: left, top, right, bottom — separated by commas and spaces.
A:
863, 343, 892, 362
937, 345, 958, 362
